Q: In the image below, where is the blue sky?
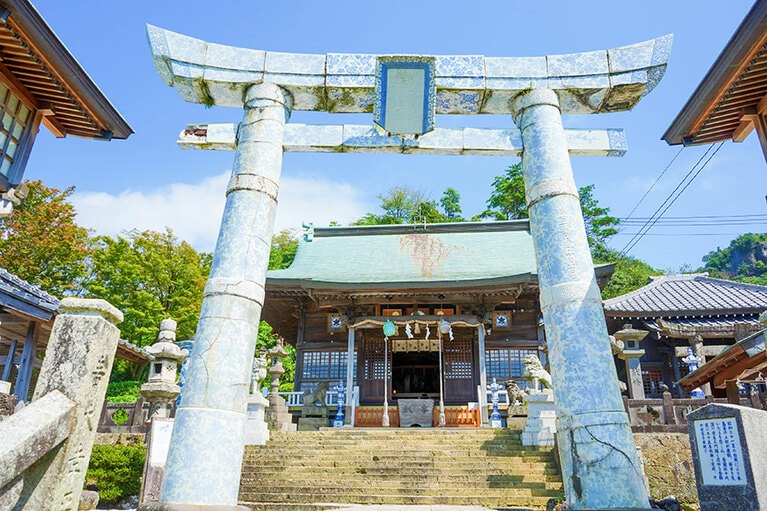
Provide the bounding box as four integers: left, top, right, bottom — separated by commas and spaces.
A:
23, 1, 767, 271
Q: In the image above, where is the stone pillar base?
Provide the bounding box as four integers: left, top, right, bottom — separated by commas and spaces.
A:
138, 503, 250, 511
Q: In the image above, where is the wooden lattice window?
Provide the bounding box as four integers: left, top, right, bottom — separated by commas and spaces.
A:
642, 368, 664, 396
300, 350, 356, 391
485, 348, 539, 382
443, 337, 472, 380
363, 338, 389, 381
0, 83, 32, 181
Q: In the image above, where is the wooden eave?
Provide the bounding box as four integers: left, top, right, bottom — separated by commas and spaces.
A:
0, 0, 132, 140
663, 0, 767, 146
677, 330, 767, 390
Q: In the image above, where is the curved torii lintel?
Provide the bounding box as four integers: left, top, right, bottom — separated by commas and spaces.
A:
147, 25, 671, 115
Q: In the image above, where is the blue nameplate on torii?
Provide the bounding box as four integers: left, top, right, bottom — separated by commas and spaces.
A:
374, 56, 436, 137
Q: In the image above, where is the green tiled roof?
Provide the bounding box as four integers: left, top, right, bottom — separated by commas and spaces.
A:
266, 221, 538, 290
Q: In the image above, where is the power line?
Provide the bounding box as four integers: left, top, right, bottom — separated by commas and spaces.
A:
618, 145, 684, 229
618, 142, 725, 257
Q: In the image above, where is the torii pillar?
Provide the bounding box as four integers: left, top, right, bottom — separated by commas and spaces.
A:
142, 83, 291, 510
511, 89, 649, 508
145, 25, 670, 510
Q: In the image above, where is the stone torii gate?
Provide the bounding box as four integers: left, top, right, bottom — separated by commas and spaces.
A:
143, 25, 671, 511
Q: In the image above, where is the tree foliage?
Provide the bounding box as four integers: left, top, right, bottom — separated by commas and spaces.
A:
355, 185, 447, 225
478, 163, 528, 221
478, 164, 620, 254
578, 184, 620, 254
701, 233, 767, 285
83, 228, 211, 348
0, 180, 90, 296
269, 229, 299, 270
439, 187, 463, 221
594, 248, 663, 300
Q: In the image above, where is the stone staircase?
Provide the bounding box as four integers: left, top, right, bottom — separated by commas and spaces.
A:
239, 428, 563, 511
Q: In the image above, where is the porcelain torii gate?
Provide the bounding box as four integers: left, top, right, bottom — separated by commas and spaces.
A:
143, 25, 671, 511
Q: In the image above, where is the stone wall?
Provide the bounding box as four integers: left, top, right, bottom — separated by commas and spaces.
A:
635, 432, 698, 507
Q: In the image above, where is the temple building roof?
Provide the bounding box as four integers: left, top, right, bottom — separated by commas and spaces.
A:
603, 273, 767, 318
267, 220, 616, 294
677, 328, 767, 391
663, 0, 767, 148
0, 0, 132, 140
267, 221, 542, 291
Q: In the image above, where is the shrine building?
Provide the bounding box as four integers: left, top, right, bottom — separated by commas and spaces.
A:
261, 220, 614, 424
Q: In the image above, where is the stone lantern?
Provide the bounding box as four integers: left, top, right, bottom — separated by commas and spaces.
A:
263, 342, 295, 432
140, 319, 188, 422
613, 324, 648, 399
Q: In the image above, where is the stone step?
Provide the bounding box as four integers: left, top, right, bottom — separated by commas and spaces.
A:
242, 458, 557, 472
267, 431, 524, 440
241, 428, 560, 511
238, 467, 559, 484
239, 480, 564, 492
240, 473, 562, 484
239, 504, 539, 511
239, 488, 562, 501
243, 454, 551, 463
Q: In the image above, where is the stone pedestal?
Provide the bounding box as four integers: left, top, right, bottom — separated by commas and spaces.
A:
618, 349, 646, 400
521, 392, 557, 447
141, 418, 174, 504
244, 392, 269, 445
265, 392, 296, 432
297, 417, 327, 431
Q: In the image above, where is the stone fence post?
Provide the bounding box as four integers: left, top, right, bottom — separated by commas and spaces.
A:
5, 298, 123, 510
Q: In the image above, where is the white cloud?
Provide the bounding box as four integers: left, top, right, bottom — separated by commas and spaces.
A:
72, 173, 369, 252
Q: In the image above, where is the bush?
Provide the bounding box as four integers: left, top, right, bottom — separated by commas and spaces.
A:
106, 380, 142, 403
86, 444, 145, 504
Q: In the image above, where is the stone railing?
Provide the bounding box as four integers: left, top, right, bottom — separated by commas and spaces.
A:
98, 397, 152, 434
624, 391, 765, 432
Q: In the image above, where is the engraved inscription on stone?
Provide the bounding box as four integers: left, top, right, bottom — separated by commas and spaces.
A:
694, 417, 747, 486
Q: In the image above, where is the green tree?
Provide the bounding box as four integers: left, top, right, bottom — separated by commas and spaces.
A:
84, 228, 211, 348
269, 229, 298, 270
594, 248, 663, 300
479, 164, 620, 254
0, 180, 90, 296
701, 233, 767, 285
355, 185, 446, 225
579, 184, 620, 254
478, 163, 528, 221
439, 187, 463, 221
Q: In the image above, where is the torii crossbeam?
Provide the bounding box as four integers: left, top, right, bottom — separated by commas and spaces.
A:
142, 25, 671, 511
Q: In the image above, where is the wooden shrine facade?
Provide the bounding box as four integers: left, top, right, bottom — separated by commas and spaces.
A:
262, 221, 614, 411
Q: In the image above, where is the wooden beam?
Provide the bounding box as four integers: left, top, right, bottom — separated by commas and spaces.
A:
725, 379, 741, 404
713, 351, 767, 388
733, 117, 755, 142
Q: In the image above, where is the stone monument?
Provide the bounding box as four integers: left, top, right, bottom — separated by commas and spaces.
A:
146, 25, 670, 510
687, 403, 767, 511
0, 298, 123, 511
